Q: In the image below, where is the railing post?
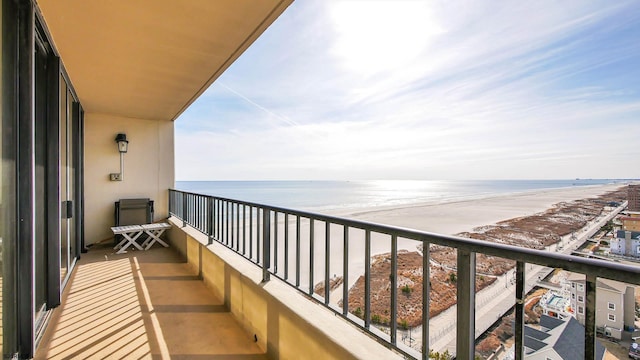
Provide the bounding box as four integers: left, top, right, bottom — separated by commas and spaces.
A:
207, 196, 214, 245
262, 209, 271, 282
296, 216, 301, 287
284, 213, 289, 280
514, 261, 525, 360
182, 192, 187, 228
585, 274, 597, 359
364, 230, 371, 329
242, 204, 247, 255
390, 235, 398, 345
168, 190, 173, 216
422, 242, 430, 360
342, 225, 349, 316
324, 221, 330, 304
274, 212, 279, 273
456, 249, 476, 360
249, 206, 253, 259
226, 201, 231, 246
236, 203, 240, 251
309, 219, 315, 295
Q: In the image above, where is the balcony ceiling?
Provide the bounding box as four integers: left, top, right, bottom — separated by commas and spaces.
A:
37, 0, 292, 121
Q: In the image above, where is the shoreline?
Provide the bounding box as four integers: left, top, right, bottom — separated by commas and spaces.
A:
332, 183, 625, 236
281, 183, 627, 295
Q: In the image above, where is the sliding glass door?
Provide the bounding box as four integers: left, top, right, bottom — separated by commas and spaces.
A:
34, 29, 49, 326
59, 77, 78, 283
2, 1, 84, 357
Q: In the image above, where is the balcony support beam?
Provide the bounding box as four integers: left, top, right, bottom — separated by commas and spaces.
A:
456, 249, 476, 360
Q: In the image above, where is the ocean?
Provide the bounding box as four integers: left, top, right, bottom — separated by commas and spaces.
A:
174, 179, 624, 212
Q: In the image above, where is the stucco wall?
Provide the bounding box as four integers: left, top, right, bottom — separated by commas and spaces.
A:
597, 289, 623, 336
84, 113, 174, 244
622, 219, 640, 232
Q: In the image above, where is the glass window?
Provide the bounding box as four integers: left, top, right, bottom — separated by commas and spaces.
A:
1, 7, 11, 355
571, 293, 575, 299
608, 314, 615, 321
1, 4, 18, 352
60, 76, 68, 281
578, 306, 584, 314
578, 284, 584, 292
578, 295, 584, 303
608, 302, 615, 310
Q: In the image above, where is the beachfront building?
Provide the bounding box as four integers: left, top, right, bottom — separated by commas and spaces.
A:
610, 230, 640, 258
521, 315, 606, 360
621, 216, 640, 231
539, 290, 573, 320
3, 1, 639, 360
629, 185, 640, 211
567, 274, 636, 339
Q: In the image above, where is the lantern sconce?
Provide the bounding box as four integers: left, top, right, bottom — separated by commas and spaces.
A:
110, 133, 128, 181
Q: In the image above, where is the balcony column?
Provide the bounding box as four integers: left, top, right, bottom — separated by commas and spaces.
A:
456, 249, 476, 360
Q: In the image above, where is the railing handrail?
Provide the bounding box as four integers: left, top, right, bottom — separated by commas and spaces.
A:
169, 188, 640, 285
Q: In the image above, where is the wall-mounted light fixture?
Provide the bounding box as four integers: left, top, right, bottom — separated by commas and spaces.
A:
110, 133, 129, 181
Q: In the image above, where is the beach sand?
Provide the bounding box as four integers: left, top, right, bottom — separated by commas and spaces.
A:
334, 183, 624, 235
271, 183, 625, 295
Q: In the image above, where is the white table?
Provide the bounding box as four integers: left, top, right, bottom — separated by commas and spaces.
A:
140, 223, 171, 250
112, 223, 171, 254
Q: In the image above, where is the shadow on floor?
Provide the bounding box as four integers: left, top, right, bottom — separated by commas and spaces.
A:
36, 244, 266, 359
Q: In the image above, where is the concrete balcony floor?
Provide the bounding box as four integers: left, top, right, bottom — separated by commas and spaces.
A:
36, 244, 266, 359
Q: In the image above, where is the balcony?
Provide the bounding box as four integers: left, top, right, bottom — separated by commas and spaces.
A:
34, 245, 267, 359
32, 189, 640, 359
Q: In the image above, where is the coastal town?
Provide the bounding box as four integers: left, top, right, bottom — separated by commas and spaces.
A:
322, 184, 640, 359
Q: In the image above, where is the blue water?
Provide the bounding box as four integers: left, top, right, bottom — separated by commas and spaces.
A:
175, 179, 625, 212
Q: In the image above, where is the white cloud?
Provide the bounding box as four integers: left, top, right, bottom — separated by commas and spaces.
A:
175, 0, 640, 180
328, 1, 444, 75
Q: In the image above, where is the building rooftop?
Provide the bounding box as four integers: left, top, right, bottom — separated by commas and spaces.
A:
523, 315, 605, 359
566, 273, 630, 293
615, 230, 640, 239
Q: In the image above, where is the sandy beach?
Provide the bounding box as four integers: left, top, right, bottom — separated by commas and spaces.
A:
272, 183, 626, 293
334, 183, 624, 235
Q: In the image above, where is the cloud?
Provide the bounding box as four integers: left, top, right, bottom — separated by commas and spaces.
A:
176, 0, 640, 180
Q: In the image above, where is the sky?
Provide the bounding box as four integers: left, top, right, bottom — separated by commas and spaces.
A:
175, 0, 640, 181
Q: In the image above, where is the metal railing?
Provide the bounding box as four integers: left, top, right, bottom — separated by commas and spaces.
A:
168, 189, 640, 360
